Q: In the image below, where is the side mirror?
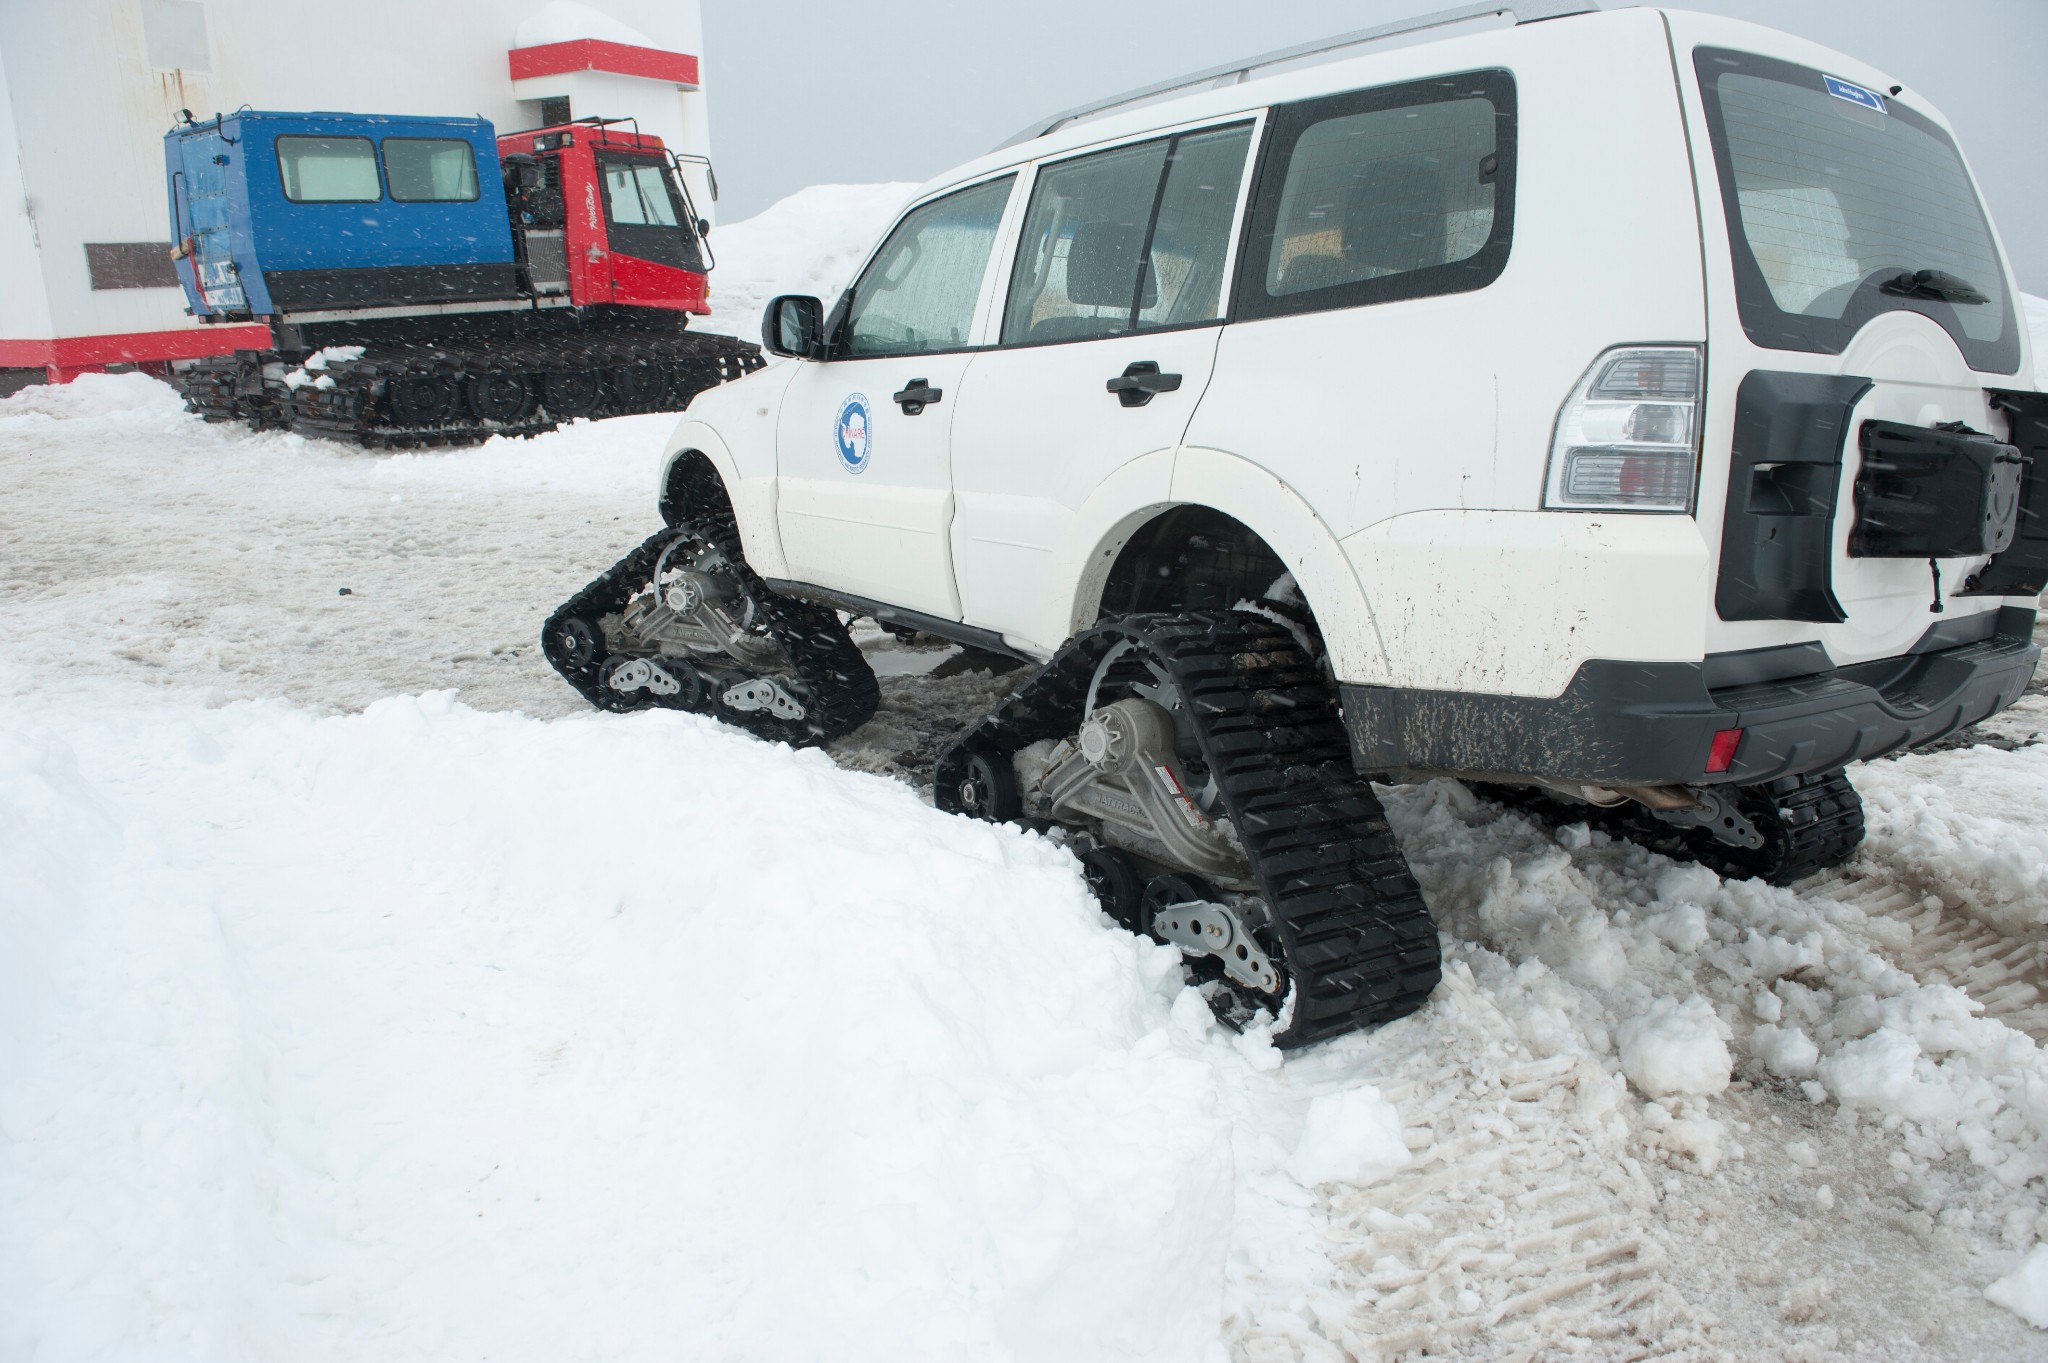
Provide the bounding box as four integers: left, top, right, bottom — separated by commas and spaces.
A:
763, 294, 824, 358
696, 216, 711, 238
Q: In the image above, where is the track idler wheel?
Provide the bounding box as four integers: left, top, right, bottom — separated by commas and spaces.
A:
468, 371, 534, 424
548, 615, 605, 679
940, 750, 1019, 822
544, 369, 603, 418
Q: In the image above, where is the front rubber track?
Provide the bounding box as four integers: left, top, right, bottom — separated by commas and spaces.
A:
542, 525, 878, 748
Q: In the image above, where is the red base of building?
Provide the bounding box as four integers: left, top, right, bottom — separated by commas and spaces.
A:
0, 324, 273, 385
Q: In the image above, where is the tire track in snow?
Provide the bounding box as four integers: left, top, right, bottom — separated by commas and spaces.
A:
1800, 866, 2048, 1042
1234, 968, 1714, 1362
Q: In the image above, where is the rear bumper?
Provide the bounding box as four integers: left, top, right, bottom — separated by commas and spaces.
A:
1341, 606, 2039, 786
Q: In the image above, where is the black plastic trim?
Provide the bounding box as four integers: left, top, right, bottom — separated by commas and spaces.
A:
1702, 640, 1832, 689
1715, 369, 1871, 623
264, 263, 523, 309
762, 579, 1035, 662
1341, 606, 2037, 786
1965, 390, 2048, 595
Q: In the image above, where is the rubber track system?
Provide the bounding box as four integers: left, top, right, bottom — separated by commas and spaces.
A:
935, 611, 1442, 1049
177, 330, 764, 449
541, 495, 877, 747
1477, 768, 1866, 886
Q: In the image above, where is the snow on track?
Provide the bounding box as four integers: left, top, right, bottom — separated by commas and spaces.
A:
3, 261, 2048, 1356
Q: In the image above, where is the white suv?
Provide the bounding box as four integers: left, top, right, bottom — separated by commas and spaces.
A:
545, 2, 2044, 1047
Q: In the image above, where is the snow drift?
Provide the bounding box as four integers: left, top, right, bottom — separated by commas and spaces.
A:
0, 688, 1234, 1362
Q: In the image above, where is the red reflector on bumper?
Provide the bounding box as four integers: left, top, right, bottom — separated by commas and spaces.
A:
1706, 727, 1744, 774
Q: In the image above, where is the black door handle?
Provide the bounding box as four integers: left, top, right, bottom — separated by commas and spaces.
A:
893, 378, 943, 415
1105, 361, 1182, 408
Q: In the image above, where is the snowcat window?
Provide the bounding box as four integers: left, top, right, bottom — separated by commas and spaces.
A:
1694, 47, 2017, 373
595, 154, 704, 272
601, 158, 682, 227
1237, 71, 1514, 321
382, 138, 480, 203
842, 175, 1015, 358
276, 136, 380, 203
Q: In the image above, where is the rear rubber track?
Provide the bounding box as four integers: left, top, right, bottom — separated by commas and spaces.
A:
541, 477, 877, 748
1476, 768, 1865, 886
936, 610, 1442, 1048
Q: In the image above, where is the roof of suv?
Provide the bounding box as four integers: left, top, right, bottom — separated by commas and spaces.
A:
909, 4, 1915, 205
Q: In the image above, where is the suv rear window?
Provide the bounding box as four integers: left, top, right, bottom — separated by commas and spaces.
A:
1235, 70, 1515, 322
1694, 47, 2018, 374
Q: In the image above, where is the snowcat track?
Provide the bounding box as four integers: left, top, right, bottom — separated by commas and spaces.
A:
935, 611, 1442, 1049
1476, 768, 1866, 886
541, 492, 878, 747
175, 331, 765, 449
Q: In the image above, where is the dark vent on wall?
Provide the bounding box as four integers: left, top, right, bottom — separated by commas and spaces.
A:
539, 96, 571, 127
86, 242, 180, 290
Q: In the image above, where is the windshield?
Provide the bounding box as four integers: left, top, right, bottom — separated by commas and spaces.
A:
1694, 47, 2017, 374
594, 153, 703, 272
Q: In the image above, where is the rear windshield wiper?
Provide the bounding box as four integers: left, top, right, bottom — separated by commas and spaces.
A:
1879, 268, 1990, 305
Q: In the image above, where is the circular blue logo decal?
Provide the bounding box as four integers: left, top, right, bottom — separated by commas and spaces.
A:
834, 393, 872, 474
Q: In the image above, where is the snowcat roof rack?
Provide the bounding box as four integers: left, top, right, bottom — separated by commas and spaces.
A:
994, 0, 1599, 149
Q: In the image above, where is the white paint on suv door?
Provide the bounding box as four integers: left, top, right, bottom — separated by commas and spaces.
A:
775, 175, 1016, 619
949, 122, 1257, 650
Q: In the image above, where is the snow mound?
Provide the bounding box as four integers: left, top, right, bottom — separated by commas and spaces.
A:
1987, 1244, 2048, 1329
700, 183, 919, 340
513, 1, 657, 49
1617, 994, 1732, 1098
0, 688, 1234, 1362
0, 368, 187, 421
1285, 1085, 1410, 1187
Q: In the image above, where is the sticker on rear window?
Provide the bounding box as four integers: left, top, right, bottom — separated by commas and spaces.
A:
1823, 74, 1886, 113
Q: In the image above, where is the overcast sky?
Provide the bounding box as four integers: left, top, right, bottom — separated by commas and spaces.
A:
701, 0, 2048, 296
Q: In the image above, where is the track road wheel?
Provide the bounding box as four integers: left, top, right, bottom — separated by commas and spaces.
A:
543, 369, 602, 419
1080, 846, 1145, 933
945, 750, 1018, 821
468, 371, 534, 424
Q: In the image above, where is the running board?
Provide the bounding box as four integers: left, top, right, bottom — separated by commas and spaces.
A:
762, 579, 1039, 663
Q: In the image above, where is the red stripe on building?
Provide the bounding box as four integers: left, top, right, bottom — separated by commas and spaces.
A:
0, 324, 273, 375
508, 39, 700, 86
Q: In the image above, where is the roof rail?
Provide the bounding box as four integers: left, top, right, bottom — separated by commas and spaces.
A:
994, 0, 1598, 150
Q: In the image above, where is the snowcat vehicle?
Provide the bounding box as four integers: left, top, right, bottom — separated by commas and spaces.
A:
545, 2, 2044, 1048
163, 110, 762, 447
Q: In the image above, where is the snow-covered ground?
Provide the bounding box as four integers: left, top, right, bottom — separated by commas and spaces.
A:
4, 191, 2048, 1361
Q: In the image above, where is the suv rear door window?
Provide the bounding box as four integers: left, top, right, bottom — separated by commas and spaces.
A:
841, 175, 1015, 357
276, 135, 381, 203
1002, 122, 1253, 346
1694, 47, 2017, 373
1235, 70, 1515, 321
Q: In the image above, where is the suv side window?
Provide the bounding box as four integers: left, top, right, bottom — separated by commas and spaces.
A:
1002, 122, 1254, 346
1236, 70, 1515, 321
841, 176, 1015, 358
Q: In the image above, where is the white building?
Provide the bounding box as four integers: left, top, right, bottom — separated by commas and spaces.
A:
0, 0, 713, 387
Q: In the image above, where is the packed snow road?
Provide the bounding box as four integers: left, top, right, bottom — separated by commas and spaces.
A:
4, 194, 2048, 1361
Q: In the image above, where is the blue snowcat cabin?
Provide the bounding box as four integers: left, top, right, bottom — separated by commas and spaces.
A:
165, 110, 515, 321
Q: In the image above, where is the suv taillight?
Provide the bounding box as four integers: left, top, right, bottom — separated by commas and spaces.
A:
1543, 345, 1704, 513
